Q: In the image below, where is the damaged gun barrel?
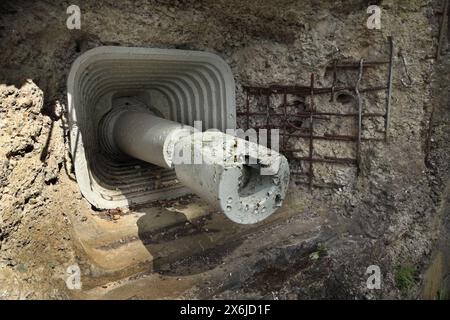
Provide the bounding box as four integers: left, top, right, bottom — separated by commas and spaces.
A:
103, 108, 290, 224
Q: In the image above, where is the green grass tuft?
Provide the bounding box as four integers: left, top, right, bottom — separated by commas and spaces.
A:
395, 264, 417, 293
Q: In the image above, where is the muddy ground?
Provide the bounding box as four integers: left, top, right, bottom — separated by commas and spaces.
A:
1, 0, 450, 299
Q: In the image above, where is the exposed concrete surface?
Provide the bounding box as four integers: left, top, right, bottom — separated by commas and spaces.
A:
0, 0, 449, 299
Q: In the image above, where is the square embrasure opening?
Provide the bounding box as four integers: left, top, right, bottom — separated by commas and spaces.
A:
67, 47, 236, 209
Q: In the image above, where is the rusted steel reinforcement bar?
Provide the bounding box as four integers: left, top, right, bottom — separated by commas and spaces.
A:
290, 181, 346, 189
309, 74, 315, 190
282, 89, 287, 150
385, 36, 394, 142
286, 156, 358, 165
355, 58, 364, 175
331, 59, 337, 102
284, 133, 373, 142
243, 85, 387, 95
266, 91, 270, 147
325, 60, 389, 69
246, 129, 384, 142
286, 133, 384, 142
237, 112, 385, 118
437, 0, 449, 60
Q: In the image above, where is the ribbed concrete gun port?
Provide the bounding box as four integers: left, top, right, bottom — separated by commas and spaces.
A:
67, 47, 236, 208
102, 107, 290, 224
68, 46, 290, 223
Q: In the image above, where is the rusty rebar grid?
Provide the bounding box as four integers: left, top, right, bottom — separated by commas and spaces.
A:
238, 40, 393, 189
